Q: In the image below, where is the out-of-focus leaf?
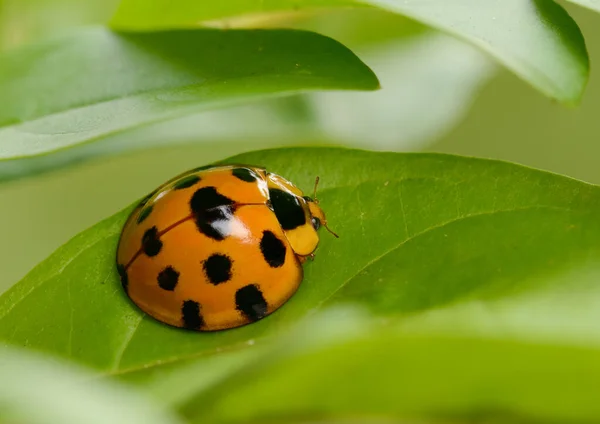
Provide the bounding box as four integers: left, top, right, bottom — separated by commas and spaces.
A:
0, 8, 495, 182
0, 345, 182, 424
306, 33, 494, 150
181, 299, 600, 424
111, 0, 589, 105
565, 0, 600, 14
0, 0, 120, 51
0, 26, 377, 163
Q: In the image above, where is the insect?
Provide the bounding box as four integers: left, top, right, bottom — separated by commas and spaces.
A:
116, 165, 337, 331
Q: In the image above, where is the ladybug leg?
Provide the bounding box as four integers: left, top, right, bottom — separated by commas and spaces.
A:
297, 253, 316, 263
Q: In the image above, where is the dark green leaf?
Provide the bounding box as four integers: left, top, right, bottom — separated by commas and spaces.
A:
0, 27, 378, 161
110, 0, 589, 104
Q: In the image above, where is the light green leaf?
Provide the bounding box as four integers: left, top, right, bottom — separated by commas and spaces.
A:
370, 0, 588, 105
109, 0, 359, 29
0, 26, 377, 161
565, 0, 600, 14
2, 147, 600, 422
0, 345, 182, 424
0, 0, 120, 51
111, 0, 589, 104
304, 33, 494, 150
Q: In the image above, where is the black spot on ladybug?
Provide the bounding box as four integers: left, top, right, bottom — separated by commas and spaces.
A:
137, 205, 153, 224
117, 264, 128, 292
303, 195, 313, 202
235, 284, 268, 322
203, 254, 232, 285
232, 168, 258, 183
182, 300, 204, 330
195, 205, 234, 241
173, 174, 201, 190
157, 266, 179, 291
142, 226, 162, 257
260, 230, 287, 268
190, 187, 234, 214
190, 187, 236, 241
269, 188, 306, 230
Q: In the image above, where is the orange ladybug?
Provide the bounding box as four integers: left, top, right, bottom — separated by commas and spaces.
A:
116, 165, 337, 331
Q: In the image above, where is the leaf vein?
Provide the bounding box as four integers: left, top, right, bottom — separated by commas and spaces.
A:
397, 181, 410, 237
0, 231, 118, 321
112, 314, 144, 372
66, 276, 73, 357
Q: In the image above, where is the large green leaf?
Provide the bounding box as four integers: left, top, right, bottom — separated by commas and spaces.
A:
2, 148, 600, 422
0, 9, 493, 183
111, 0, 589, 105
0, 26, 377, 161
0, 345, 182, 424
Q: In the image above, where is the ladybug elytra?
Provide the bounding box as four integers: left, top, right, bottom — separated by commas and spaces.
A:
116, 165, 336, 331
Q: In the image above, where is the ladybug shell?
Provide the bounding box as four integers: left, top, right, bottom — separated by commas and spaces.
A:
116, 165, 312, 331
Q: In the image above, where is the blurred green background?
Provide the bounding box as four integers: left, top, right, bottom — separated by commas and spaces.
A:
1, 0, 599, 291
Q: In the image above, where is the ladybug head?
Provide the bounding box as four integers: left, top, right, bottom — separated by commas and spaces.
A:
266, 172, 338, 259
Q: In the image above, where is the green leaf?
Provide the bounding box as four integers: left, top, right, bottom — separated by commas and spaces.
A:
0, 9, 492, 183
565, 0, 600, 14
109, 0, 359, 29
0, 0, 120, 51
0, 26, 378, 161
179, 304, 600, 423
0, 34, 493, 182
3, 147, 600, 422
0, 345, 183, 424
110, 0, 589, 105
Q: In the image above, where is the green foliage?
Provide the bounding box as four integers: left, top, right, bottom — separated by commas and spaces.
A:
0, 345, 182, 424
3, 1, 600, 423
0, 7, 495, 182
3, 148, 600, 422
566, 0, 600, 13
0, 27, 376, 167
111, 0, 589, 105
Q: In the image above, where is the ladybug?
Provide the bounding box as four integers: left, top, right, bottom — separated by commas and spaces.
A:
116, 165, 337, 331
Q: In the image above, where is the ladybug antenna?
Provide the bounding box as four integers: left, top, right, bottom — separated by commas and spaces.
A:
311, 176, 338, 238
324, 222, 339, 238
